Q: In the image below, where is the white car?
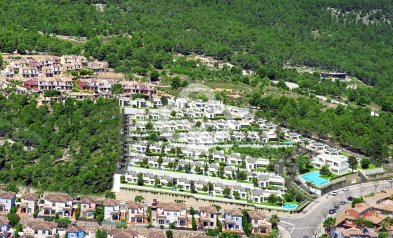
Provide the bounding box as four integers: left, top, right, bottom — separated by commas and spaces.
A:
388, 178, 393, 183
330, 191, 339, 196
343, 187, 349, 192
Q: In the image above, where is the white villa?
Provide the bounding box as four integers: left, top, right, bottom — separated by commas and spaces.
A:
312, 153, 349, 175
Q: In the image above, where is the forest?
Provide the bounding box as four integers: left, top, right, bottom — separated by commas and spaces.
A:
0, 0, 393, 112
249, 93, 393, 164
0, 0, 392, 168
0, 95, 122, 194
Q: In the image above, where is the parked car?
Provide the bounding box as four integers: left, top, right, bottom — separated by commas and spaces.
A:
334, 205, 340, 210
388, 178, 393, 183
343, 187, 349, 192
340, 201, 347, 205
329, 209, 336, 214
330, 191, 339, 196
347, 196, 354, 201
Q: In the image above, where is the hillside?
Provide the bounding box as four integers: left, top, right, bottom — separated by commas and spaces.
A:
0, 0, 392, 162
0, 95, 122, 194
1, 1, 393, 100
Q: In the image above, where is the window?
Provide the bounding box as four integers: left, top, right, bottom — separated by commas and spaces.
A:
34, 230, 38, 234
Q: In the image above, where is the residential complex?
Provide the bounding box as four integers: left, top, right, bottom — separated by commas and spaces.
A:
121, 97, 288, 206
0, 55, 156, 99
0, 191, 272, 238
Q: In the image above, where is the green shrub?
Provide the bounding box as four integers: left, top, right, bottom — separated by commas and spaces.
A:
7, 213, 20, 227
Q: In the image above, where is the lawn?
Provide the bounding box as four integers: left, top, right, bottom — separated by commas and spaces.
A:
358, 164, 378, 170
283, 200, 298, 205
72, 80, 80, 92
128, 182, 211, 195
320, 173, 339, 180
260, 202, 281, 207
308, 166, 319, 171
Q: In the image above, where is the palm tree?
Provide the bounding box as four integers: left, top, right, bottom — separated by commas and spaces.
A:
177, 184, 184, 191
223, 186, 231, 198
252, 177, 259, 187
323, 217, 336, 233
269, 214, 280, 229
207, 182, 214, 195
157, 156, 163, 169
380, 219, 390, 232
246, 189, 252, 202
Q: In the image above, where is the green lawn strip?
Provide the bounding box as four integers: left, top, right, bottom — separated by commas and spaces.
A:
358, 164, 378, 170
72, 80, 80, 92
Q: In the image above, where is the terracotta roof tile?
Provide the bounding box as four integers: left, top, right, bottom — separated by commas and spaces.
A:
0, 192, 16, 199
157, 202, 186, 211
103, 198, 121, 206
21, 193, 38, 201
44, 193, 72, 203
80, 196, 96, 204
28, 221, 57, 230
126, 201, 144, 209
108, 229, 137, 238
199, 206, 217, 214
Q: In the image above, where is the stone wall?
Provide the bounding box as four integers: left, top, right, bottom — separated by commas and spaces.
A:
76, 221, 206, 238
116, 188, 290, 217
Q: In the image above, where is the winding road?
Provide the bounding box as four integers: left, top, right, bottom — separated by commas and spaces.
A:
279, 180, 392, 237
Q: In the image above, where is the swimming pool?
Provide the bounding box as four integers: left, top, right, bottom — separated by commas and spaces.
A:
301, 171, 329, 185
282, 203, 298, 209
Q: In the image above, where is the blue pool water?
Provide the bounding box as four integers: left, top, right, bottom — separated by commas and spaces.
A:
282, 141, 294, 145
301, 171, 329, 185
282, 203, 298, 209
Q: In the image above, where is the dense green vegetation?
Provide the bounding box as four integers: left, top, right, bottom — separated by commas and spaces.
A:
232, 147, 296, 161
0, 95, 122, 194
1, 0, 393, 111
252, 95, 393, 163
0, 0, 392, 162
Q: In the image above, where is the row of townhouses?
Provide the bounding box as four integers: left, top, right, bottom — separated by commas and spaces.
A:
0, 191, 272, 238
120, 98, 252, 120
129, 147, 270, 171
21, 78, 156, 97
124, 168, 284, 203
1, 55, 106, 78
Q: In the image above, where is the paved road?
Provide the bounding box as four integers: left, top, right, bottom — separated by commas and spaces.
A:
279, 180, 392, 237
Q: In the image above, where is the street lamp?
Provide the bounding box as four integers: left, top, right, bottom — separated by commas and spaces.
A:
373, 181, 379, 192
344, 189, 349, 200
359, 182, 364, 197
